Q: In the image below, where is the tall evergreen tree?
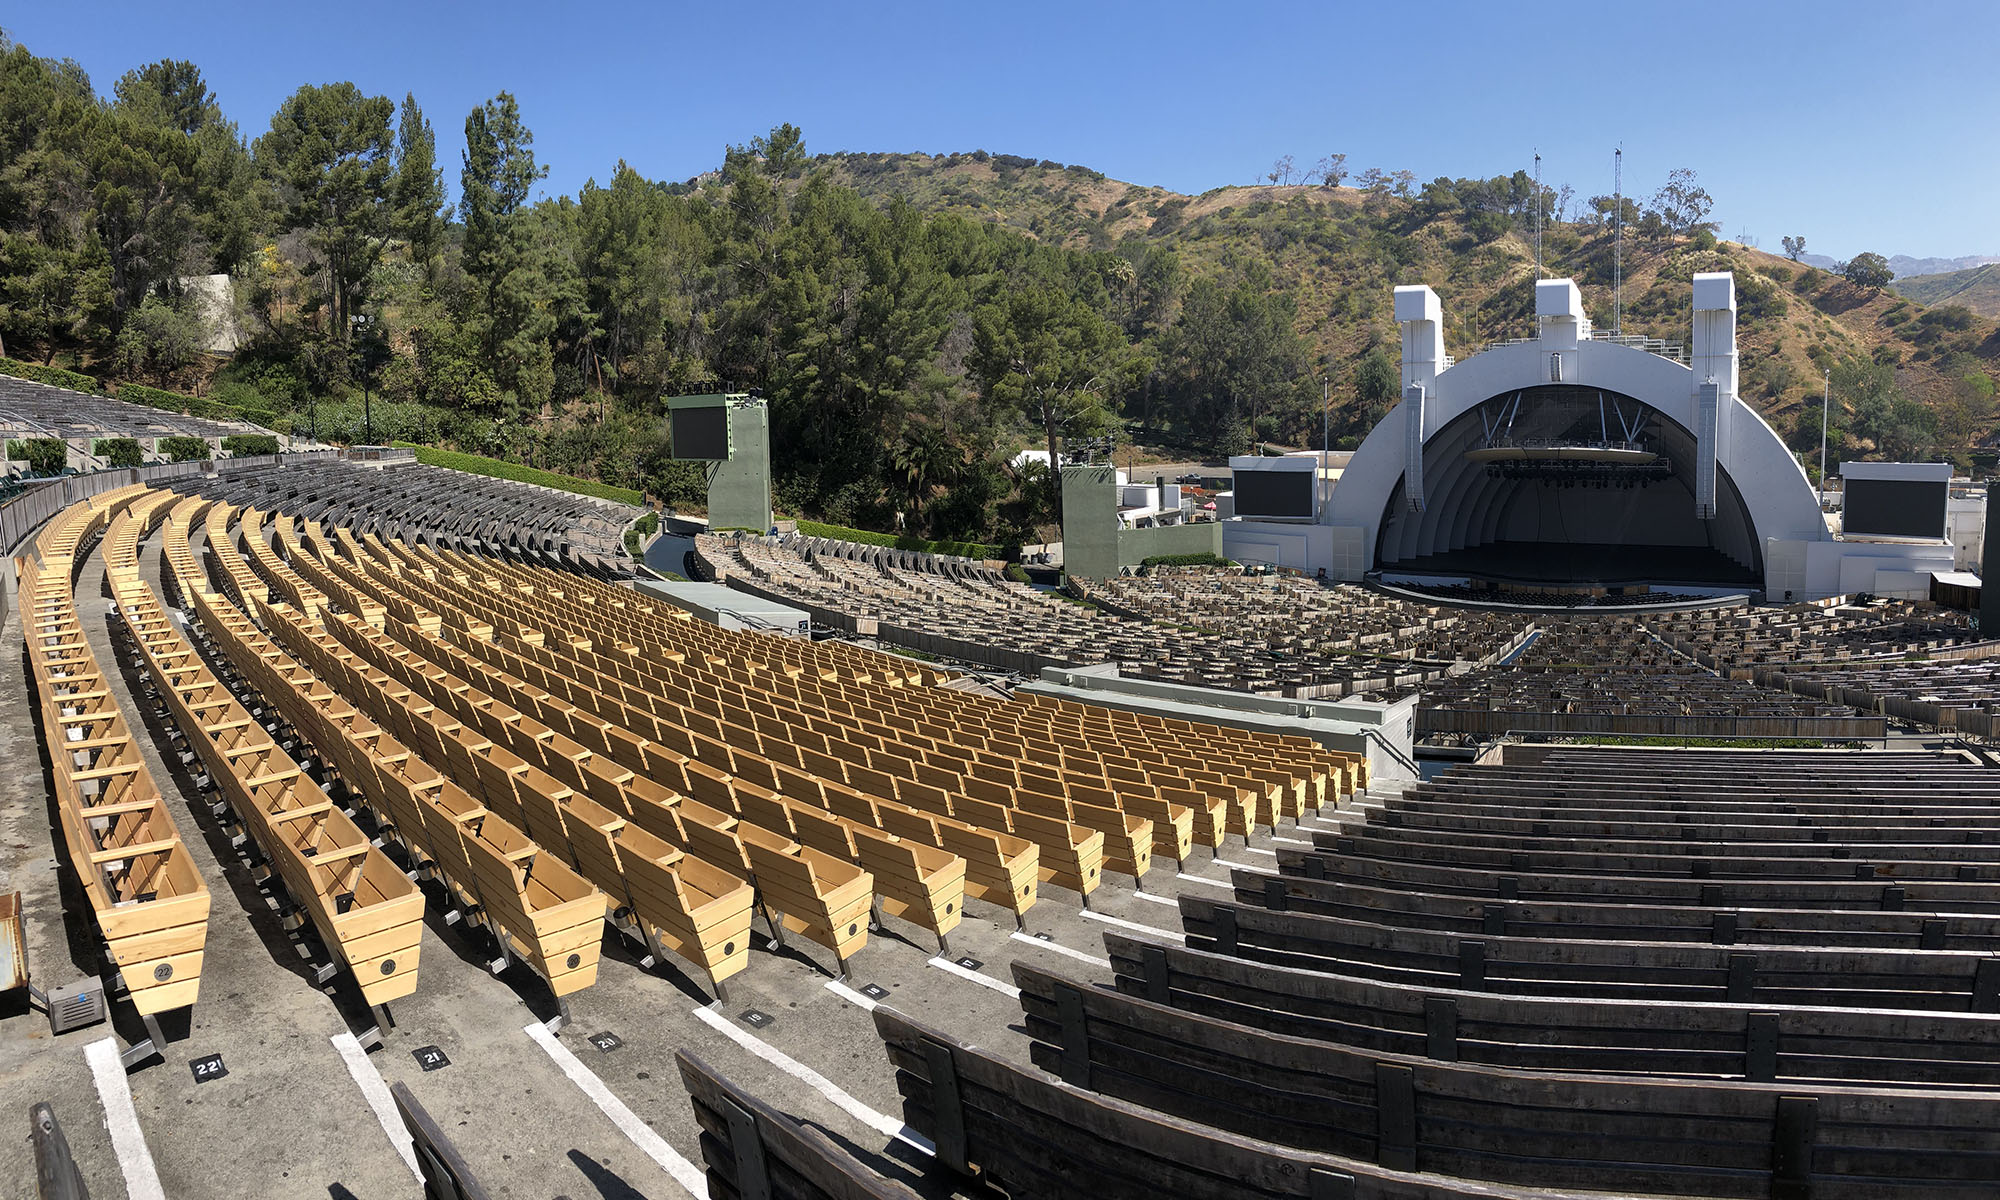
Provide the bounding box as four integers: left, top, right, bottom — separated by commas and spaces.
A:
392, 93, 445, 276
459, 91, 555, 410
254, 82, 395, 349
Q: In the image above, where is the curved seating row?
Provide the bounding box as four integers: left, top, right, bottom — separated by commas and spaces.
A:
99, 491, 422, 1011
156, 492, 605, 1002
16, 486, 209, 1017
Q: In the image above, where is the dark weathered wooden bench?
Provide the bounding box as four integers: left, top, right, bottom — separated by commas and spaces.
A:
1100, 933, 2000, 1086
1369, 804, 2000, 842
1011, 961, 2000, 1197
676, 1050, 922, 1200
1237, 868, 2000, 952
1314, 826, 2000, 873
870, 1006, 1600, 1200
1385, 791, 2000, 829
1308, 829, 2000, 881
1275, 847, 2000, 912
1179, 896, 2000, 1012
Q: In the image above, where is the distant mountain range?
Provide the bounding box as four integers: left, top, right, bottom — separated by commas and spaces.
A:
1799, 252, 2000, 278
1892, 263, 2000, 319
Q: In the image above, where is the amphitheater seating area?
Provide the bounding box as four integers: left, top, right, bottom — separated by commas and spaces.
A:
702, 534, 1504, 698
0, 374, 278, 445
674, 746, 2000, 1199
78, 475, 1358, 1005
159, 458, 637, 579
17, 453, 2000, 1199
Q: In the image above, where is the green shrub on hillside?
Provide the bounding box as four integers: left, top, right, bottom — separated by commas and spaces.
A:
392, 443, 643, 505
7, 437, 69, 475
158, 435, 210, 463
93, 437, 144, 468
1141, 551, 1234, 568
222, 434, 280, 456
0, 358, 101, 393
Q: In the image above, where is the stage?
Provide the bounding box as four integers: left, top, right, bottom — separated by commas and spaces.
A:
1379, 541, 1760, 591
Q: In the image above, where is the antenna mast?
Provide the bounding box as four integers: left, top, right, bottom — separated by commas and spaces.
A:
1533, 151, 1543, 280
1613, 147, 1624, 335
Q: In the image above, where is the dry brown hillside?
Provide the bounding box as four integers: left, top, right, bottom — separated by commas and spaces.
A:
822, 152, 2000, 460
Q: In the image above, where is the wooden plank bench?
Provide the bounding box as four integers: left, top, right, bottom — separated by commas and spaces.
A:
871, 1005, 1602, 1200
675, 1050, 924, 1200
1179, 895, 2000, 1013
1238, 868, 2000, 952
1007, 962, 2000, 1197
1274, 846, 2000, 913
1101, 932, 2000, 1087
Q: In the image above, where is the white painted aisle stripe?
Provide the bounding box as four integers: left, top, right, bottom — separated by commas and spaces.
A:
1271, 835, 1314, 845
1080, 907, 1184, 940
524, 1022, 708, 1199
927, 955, 1022, 997
825, 978, 878, 1010
329, 1032, 421, 1182
1241, 846, 1279, 857
1010, 931, 1113, 968
691, 1005, 934, 1155
1212, 856, 1276, 874
1175, 872, 1232, 890
1132, 890, 1179, 907
84, 1037, 165, 1200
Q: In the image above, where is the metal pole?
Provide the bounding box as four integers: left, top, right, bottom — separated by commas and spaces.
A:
1321, 375, 1330, 515
1613, 148, 1623, 335
1819, 368, 1830, 505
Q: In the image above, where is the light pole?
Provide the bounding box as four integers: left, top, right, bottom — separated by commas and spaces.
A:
1819, 367, 1830, 506
1320, 374, 1331, 515
350, 313, 373, 445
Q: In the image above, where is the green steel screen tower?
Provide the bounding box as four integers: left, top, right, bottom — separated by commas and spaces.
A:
669, 393, 772, 533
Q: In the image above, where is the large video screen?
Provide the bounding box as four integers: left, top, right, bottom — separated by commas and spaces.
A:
1232, 470, 1316, 519
670, 404, 731, 460
1845, 477, 1947, 538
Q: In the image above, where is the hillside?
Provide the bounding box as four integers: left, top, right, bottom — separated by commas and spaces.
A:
1893, 263, 2000, 319
3, 14, 1996, 554
1802, 253, 2000, 278
820, 152, 2000, 455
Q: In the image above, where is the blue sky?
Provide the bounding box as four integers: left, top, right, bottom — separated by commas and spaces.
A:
8, 1, 1995, 261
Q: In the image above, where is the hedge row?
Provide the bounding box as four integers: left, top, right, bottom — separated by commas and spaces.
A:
793, 519, 1002, 560
0, 357, 102, 393
392, 443, 644, 505
7, 437, 68, 474
1140, 551, 1235, 568
93, 437, 144, 468
222, 434, 280, 456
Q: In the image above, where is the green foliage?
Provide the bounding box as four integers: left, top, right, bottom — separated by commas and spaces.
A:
112, 293, 209, 385
1834, 357, 1934, 459
793, 519, 1001, 560
392, 442, 643, 505
7, 437, 68, 474
5, 28, 1997, 550
221, 433, 278, 456
1141, 551, 1232, 568
0, 357, 101, 392
93, 436, 143, 467
392, 93, 446, 272
1840, 252, 1894, 291
158, 434, 209, 462
255, 81, 396, 350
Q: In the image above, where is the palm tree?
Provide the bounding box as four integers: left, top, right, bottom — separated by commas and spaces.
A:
890, 423, 963, 532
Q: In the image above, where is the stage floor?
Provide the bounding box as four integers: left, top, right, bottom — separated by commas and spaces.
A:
1381, 541, 1759, 589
